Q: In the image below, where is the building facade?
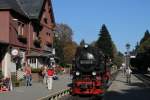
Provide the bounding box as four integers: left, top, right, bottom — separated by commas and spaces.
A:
0, 0, 55, 78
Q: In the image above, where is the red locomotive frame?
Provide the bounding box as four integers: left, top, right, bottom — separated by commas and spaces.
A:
71, 70, 110, 96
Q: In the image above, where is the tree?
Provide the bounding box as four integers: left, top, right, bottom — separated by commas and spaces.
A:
130, 30, 150, 72
140, 30, 150, 45
96, 24, 114, 59
111, 42, 124, 68
138, 38, 150, 53
63, 41, 77, 64
53, 23, 77, 66
113, 52, 124, 68
90, 41, 96, 47
53, 35, 64, 64
56, 24, 73, 43
133, 42, 140, 55
138, 30, 150, 53
112, 42, 118, 59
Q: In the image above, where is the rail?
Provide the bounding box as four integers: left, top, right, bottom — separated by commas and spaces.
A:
134, 73, 150, 87
37, 88, 70, 100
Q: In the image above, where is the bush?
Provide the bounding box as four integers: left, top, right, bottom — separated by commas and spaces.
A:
31, 68, 42, 73
60, 63, 66, 67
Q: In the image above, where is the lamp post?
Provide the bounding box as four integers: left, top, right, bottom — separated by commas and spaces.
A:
125, 43, 131, 69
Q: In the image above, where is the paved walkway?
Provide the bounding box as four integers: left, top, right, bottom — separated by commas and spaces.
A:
104, 71, 150, 100
0, 74, 71, 100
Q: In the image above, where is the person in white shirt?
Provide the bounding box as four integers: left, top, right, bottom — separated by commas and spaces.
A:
126, 68, 132, 84
42, 65, 48, 84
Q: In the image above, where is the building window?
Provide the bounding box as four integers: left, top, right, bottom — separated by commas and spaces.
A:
18, 23, 24, 35
29, 58, 36, 64
46, 32, 48, 36
46, 32, 51, 36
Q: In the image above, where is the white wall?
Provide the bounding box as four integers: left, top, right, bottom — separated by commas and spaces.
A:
2, 52, 16, 78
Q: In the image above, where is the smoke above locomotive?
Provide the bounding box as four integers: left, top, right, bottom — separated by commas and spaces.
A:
74, 44, 105, 74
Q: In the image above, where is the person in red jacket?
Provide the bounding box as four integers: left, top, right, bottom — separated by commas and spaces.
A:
47, 68, 54, 90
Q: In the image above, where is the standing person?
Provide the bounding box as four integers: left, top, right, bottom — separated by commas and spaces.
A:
47, 67, 54, 90
24, 64, 32, 86
42, 65, 48, 84
121, 63, 126, 76
126, 67, 132, 84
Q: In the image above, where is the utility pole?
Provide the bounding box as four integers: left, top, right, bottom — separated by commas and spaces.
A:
125, 43, 131, 69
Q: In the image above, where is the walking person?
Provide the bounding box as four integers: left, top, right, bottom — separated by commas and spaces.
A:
42, 65, 48, 84
126, 67, 132, 84
47, 67, 54, 90
122, 63, 126, 76
24, 64, 32, 87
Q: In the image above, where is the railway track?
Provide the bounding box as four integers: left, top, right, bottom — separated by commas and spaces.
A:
59, 95, 104, 100
134, 73, 150, 87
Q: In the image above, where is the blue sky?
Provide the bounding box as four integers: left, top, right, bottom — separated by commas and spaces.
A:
52, 0, 150, 53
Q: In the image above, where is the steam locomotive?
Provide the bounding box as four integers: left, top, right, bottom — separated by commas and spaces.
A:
71, 44, 111, 96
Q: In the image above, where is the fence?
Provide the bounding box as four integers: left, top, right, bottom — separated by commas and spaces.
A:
38, 88, 70, 100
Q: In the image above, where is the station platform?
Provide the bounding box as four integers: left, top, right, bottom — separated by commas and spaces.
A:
0, 74, 71, 100
104, 71, 150, 100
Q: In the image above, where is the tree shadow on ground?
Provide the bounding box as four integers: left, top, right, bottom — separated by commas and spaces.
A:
129, 82, 147, 88
104, 87, 150, 100
114, 79, 127, 84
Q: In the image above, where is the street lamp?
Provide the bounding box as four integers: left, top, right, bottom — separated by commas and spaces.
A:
126, 43, 130, 55
125, 43, 131, 69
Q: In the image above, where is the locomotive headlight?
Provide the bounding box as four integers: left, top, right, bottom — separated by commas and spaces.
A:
76, 71, 80, 76
92, 72, 96, 76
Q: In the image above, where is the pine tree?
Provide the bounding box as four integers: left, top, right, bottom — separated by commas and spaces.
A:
138, 30, 150, 53
96, 24, 114, 58
140, 30, 150, 45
